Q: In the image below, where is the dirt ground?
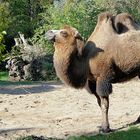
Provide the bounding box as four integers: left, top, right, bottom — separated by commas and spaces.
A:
0, 79, 139, 140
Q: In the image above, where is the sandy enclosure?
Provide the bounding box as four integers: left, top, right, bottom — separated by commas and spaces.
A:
0, 80, 139, 139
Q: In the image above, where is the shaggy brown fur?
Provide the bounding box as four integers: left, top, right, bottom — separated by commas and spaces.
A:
46, 12, 140, 132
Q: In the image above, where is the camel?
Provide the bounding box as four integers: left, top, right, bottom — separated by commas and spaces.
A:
45, 12, 140, 132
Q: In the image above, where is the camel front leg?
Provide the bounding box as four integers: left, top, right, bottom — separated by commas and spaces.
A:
86, 80, 101, 107
99, 96, 111, 132
97, 78, 112, 132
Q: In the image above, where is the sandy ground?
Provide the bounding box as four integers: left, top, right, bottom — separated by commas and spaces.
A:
0, 80, 139, 140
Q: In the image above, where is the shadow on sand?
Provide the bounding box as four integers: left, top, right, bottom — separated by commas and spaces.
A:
0, 81, 63, 95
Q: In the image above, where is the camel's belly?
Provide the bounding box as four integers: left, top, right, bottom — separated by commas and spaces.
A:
112, 64, 140, 83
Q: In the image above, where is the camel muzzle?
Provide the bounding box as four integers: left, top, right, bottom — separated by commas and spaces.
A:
45, 30, 59, 42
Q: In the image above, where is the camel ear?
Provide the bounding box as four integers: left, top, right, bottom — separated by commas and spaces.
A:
75, 32, 84, 56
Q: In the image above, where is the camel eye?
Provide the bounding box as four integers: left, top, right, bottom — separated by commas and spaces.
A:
60, 31, 68, 37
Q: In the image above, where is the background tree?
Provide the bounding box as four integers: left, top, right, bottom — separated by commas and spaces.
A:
0, 0, 10, 32
7, 0, 47, 37
0, 31, 6, 62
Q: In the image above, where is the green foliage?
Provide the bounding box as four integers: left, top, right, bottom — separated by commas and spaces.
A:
0, 1, 10, 32
6, 0, 48, 37
116, 0, 140, 23
42, 61, 58, 81
0, 31, 6, 61
0, 71, 8, 81
101, 0, 140, 22
47, 0, 102, 39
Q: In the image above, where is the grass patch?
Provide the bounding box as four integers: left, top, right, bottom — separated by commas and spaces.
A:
17, 127, 140, 140
68, 127, 140, 140
0, 71, 8, 81
0, 71, 58, 86
0, 71, 42, 86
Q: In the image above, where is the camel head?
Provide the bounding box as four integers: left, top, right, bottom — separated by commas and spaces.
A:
46, 25, 84, 55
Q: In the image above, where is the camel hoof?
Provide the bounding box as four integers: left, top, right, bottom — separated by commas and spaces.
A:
99, 127, 113, 133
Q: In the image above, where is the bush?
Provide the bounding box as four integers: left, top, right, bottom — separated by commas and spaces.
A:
0, 31, 6, 62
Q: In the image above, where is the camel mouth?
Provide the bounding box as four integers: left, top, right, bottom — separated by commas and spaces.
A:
45, 30, 56, 42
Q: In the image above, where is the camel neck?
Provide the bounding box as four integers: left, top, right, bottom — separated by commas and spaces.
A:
53, 47, 88, 88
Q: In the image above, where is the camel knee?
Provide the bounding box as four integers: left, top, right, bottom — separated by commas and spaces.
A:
97, 79, 112, 97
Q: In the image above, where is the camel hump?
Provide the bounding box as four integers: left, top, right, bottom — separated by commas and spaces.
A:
114, 13, 140, 33
98, 12, 113, 22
